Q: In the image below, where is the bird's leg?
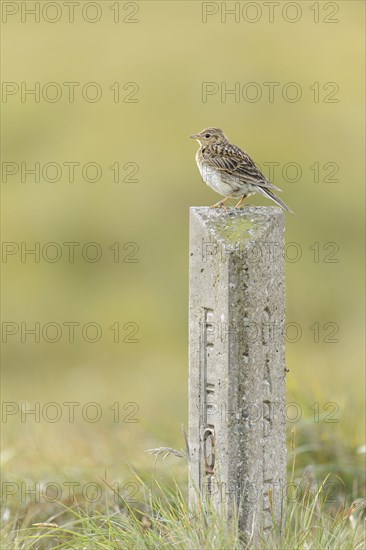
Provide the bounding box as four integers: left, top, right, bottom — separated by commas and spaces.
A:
211, 199, 227, 209
211, 191, 236, 208
234, 195, 247, 208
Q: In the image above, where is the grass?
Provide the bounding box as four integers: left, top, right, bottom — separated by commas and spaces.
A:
2, 474, 365, 549
2, 434, 365, 550
1, 391, 364, 549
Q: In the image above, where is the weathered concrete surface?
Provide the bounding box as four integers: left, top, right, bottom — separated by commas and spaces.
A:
188, 206, 286, 537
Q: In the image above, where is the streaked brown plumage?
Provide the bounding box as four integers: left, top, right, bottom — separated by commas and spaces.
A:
190, 127, 293, 212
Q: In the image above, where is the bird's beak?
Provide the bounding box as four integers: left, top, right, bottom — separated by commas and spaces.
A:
189, 134, 200, 139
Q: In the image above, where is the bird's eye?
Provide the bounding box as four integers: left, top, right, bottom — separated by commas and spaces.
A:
205, 133, 211, 138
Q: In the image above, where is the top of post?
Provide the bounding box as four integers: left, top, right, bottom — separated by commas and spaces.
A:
190, 206, 285, 251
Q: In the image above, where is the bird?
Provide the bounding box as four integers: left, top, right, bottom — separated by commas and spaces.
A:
190, 127, 293, 212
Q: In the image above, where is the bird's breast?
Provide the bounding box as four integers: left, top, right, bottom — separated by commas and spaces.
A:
196, 155, 240, 197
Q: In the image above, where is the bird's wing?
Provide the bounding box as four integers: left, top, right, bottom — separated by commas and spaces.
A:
203, 144, 282, 191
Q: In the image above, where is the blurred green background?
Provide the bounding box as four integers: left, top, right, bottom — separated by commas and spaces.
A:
1, 1, 365, 508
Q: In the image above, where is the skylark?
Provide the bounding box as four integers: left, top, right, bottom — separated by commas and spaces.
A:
190, 127, 293, 212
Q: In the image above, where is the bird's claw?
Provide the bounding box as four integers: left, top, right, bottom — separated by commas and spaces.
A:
210, 201, 227, 209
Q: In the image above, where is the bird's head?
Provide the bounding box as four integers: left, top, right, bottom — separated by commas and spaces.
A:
190, 127, 228, 145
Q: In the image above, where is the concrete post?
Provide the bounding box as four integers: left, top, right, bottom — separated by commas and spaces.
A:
188, 206, 286, 537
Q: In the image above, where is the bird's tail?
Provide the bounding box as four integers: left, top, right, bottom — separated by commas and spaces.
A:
259, 187, 293, 213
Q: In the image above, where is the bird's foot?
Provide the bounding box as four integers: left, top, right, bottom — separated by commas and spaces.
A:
210, 200, 227, 209
210, 191, 237, 209
234, 195, 248, 208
